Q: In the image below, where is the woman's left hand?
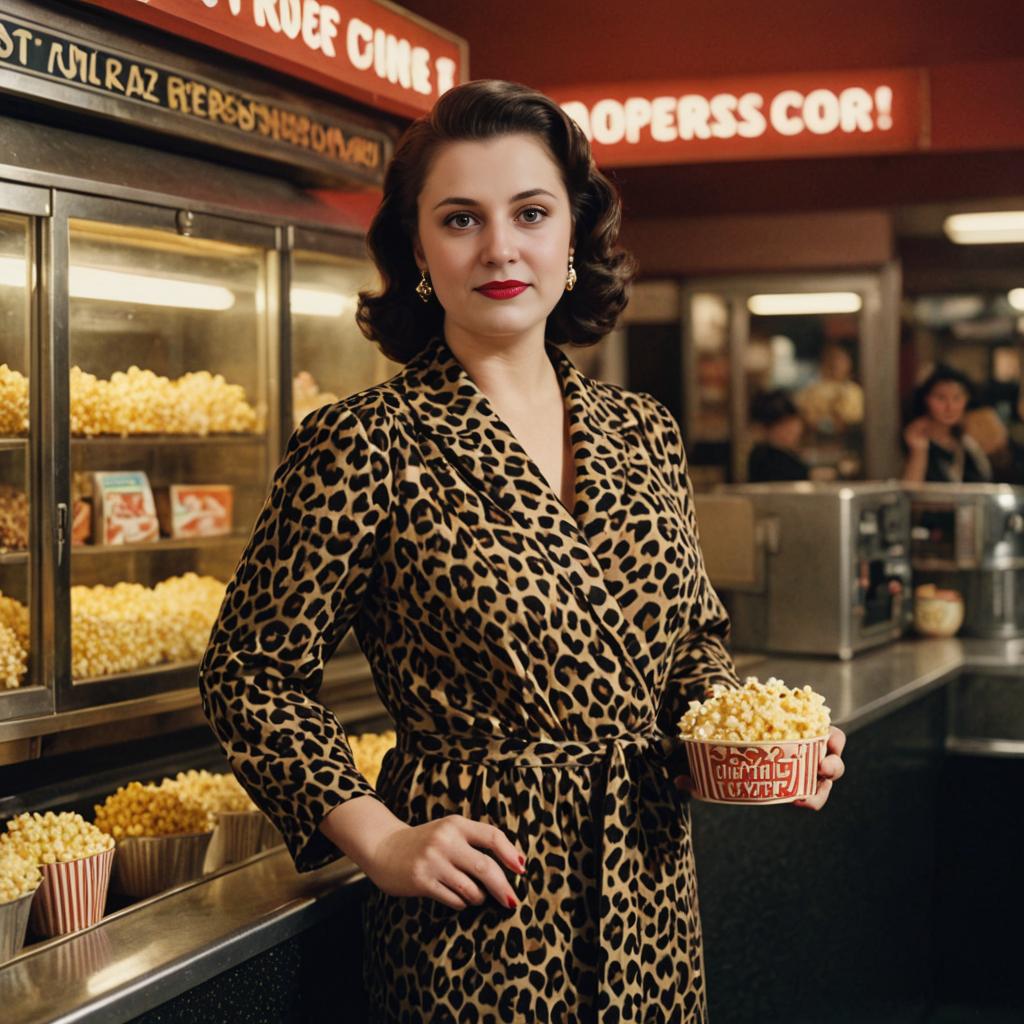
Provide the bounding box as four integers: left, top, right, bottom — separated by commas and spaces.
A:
792, 725, 846, 811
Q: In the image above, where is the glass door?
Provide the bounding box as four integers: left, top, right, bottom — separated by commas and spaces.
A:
682, 267, 901, 486
53, 193, 278, 711
0, 182, 51, 723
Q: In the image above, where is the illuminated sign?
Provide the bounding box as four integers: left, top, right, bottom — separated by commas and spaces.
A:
549, 68, 926, 166
77, 0, 468, 119
0, 12, 390, 184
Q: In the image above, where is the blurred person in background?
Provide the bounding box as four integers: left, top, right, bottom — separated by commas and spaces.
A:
902, 364, 993, 483
747, 388, 810, 482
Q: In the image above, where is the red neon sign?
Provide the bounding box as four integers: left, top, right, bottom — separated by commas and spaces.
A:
547, 68, 926, 166
77, 0, 468, 119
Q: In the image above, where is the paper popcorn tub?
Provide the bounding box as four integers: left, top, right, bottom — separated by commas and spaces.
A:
114, 832, 212, 899
683, 735, 828, 805
0, 890, 35, 962
203, 812, 270, 873
28, 847, 115, 937
258, 815, 284, 851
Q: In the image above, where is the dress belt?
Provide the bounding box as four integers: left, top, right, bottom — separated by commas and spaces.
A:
394, 723, 686, 1023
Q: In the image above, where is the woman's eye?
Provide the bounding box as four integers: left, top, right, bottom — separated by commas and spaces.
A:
446, 212, 476, 229
519, 207, 547, 224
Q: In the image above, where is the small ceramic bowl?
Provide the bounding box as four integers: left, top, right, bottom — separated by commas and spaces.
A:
914, 587, 965, 638
682, 734, 829, 804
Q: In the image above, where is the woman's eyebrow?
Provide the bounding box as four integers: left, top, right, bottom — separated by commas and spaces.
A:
432, 188, 557, 210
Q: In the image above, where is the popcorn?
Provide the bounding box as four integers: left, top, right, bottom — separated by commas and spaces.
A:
678, 676, 831, 742
347, 730, 396, 787
0, 847, 41, 904
93, 781, 214, 839
1, 811, 114, 865
71, 573, 226, 680
0, 363, 29, 435
69, 365, 260, 436
160, 770, 258, 815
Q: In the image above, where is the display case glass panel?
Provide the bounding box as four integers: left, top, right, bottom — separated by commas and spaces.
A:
66, 219, 270, 689
745, 309, 865, 481
291, 250, 397, 427
0, 213, 35, 703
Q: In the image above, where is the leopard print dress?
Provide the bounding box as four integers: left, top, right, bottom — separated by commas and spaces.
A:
199, 334, 740, 1023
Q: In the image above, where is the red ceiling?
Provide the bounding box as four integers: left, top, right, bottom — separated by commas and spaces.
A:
401, 0, 1024, 84
399, 0, 1024, 218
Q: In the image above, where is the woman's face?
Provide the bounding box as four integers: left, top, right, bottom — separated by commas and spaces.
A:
413, 133, 574, 346
925, 381, 968, 427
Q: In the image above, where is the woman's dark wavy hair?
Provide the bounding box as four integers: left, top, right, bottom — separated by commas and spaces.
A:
356, 79, 638, 363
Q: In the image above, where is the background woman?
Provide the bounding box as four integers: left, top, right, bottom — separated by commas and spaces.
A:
902, 364, 993, 483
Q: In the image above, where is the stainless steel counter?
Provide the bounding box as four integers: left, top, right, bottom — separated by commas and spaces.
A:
1, 636, 1020, 1023
734, 636, 1023, 735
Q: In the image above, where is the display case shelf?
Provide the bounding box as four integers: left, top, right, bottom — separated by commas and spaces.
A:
0, 550, 28, 565
72, 533, 249, 556
70, 435, 267, 446
73, 659, 199, 688
0, 438, 28, 451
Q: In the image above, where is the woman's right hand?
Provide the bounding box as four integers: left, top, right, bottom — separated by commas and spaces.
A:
362, 816, 527, 910
903, 416, 932, 452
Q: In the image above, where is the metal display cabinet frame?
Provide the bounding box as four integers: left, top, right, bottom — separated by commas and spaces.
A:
0, 179, 54, 723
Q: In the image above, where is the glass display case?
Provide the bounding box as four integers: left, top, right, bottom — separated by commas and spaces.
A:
289, 228, 397, 429
0, 183, 388, 728
58, 197, 276, 710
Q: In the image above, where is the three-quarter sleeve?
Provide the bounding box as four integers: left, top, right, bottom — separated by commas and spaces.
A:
637, 395, 741, 739
198, 402, 392, 872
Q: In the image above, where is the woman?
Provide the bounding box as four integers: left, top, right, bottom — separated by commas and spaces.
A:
747, 389, 810, 482
902, 364, 993, 483
199, 80, 846, 1023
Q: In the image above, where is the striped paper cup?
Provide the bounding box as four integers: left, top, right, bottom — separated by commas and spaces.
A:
683, 735, 828, 804
203, 811, 269, 873
114, 832, 213, 899
28, 846, 115, 937
0, 889, 36, 962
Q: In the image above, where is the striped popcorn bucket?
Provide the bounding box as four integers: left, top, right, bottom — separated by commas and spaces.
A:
29, 847, 115, 937
258, 815, 284, 852
114, 832, 212, 899
683, 735, 828, 804
0, 889, 36, 962
203, 811, 270, 873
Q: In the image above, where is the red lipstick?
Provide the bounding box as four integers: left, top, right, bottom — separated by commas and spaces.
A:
476, 280, 529, 300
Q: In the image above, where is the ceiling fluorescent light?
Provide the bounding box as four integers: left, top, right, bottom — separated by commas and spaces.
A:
290, 288, 353, 317
747, 292, 862, 316
1008, 289, 1024, 313
2, 257, 235, 310
70, 267, 235, 310
944, 212, 1024, 245
0, 256, 26, 288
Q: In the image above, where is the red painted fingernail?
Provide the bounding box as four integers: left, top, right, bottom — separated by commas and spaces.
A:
518, 855, 526, 867
506, 895, 517, 909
